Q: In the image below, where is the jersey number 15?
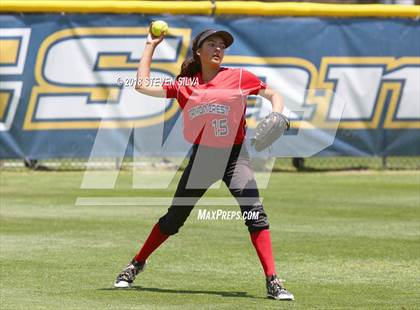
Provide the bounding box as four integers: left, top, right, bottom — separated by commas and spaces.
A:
212, 118, 229, 137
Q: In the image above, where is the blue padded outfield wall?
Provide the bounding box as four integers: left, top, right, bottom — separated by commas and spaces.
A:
0, 14, 419, 158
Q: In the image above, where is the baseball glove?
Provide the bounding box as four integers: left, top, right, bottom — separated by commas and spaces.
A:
250, 112, 290, 152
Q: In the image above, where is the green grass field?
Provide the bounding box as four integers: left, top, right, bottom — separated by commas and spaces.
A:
1, 170, 419, 309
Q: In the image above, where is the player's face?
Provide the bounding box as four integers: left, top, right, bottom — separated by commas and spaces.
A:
197, 36, 226, 68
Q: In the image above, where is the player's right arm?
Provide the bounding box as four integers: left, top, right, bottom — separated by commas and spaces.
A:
135, 31, 167, 98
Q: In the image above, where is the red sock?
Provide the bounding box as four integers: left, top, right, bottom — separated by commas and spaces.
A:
250, 229, 276, 277
134, 224, 169, 263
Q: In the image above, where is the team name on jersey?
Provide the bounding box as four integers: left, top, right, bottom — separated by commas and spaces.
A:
188, 103, 230, 120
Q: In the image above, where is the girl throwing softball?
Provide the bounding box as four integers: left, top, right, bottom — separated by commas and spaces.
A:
114, 25, 294, 301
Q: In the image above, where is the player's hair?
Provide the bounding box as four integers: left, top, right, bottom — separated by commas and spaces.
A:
177, 55, 201, 78
177, 30, 209, 78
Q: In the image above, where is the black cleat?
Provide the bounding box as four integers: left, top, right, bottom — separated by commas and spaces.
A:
266, 275, 294, 301
114, 259, 147, 288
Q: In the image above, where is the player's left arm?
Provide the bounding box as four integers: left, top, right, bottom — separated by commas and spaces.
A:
258, 86, 284, 113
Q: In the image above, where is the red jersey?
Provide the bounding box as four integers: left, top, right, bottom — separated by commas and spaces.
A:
163, 67, 267, 147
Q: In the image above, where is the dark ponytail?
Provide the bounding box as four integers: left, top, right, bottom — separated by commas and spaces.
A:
177, 54, 201, 78
177, 29, 209, 79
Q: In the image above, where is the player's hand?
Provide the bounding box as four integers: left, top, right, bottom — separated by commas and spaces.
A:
146, 24, 165, 47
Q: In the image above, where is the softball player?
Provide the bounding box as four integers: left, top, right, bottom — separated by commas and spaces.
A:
114, 27, 294, 301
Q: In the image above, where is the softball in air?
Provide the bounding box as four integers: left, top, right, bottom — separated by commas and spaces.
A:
151, 20, 169, 37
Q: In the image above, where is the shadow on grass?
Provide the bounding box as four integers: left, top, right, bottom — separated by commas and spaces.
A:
99, 286, 262, 299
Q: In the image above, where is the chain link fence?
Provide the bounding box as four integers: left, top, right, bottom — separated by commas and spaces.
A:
1, 156, 419, 172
